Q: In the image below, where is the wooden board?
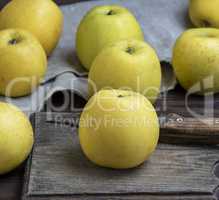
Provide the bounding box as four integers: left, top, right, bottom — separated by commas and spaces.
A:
22, 112, 219, 200
156, 84, 219, 144
0, 165, 24, 200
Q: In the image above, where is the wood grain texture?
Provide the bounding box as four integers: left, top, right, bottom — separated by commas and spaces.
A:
156, 86, 219, 117
22, 195, 216, 200
160, 113, 219, 144
0, 165, 24, 200
22, 112, 219, 200
155, 84, 219, 144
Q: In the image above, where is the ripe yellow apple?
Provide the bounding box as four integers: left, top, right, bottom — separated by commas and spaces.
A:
0, 0, 63, 55
0, 29, 47, 97
88, 39, 161, 104
0, 102, 34, 175
79, 89, 160, 169
189, 0, 219, 28
76, 5, 144, 70
172, 28, 219, 94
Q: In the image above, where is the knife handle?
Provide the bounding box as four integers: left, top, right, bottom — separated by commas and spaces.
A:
160, 113, 219, 145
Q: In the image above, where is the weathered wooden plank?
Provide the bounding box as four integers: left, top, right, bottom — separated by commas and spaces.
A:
23, 194, 215, 200
156, 85, 219, 118
0, 165, 24, 200
22, 112, 219, 200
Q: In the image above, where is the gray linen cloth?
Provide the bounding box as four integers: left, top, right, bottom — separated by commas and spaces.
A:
0, 0, 189, 114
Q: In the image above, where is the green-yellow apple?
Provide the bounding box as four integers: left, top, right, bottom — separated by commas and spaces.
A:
0, 102, 34, 175
76, 5, 144, 70
79, 89, 159, 169
0, 29, 47, 97
189, 0, 219, 28
88, 39, 161, 104
0, 0, 63, 55
172, 28, 219, 94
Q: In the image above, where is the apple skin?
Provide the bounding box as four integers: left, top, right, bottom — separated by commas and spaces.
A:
88, 39, 161, 104
0, 29, 47, 97
172, 28, 219, 95
76, 5, 144, 70
79, 89, 159, 169
0, 102, 34, 175
0, 0, 63, 55
189, 0, 219, 28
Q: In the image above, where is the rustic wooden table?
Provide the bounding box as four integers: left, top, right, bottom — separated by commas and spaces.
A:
0, 1, 219, 200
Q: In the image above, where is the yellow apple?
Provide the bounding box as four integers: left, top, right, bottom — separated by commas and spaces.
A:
79, 89, 159, 169
76, 5, 144, 70
0, 102, 34, 175
189, 0, 219, 28
0, 0, 63, 55
88, 39, 161, 104
0, 29, 47, 97
172, 28, 219, 94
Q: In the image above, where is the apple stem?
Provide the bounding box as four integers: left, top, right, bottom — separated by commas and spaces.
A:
201, 20, 211, 27
8, 38, 18, 45
107, 10, 114, 15
126, 47, 135, 54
